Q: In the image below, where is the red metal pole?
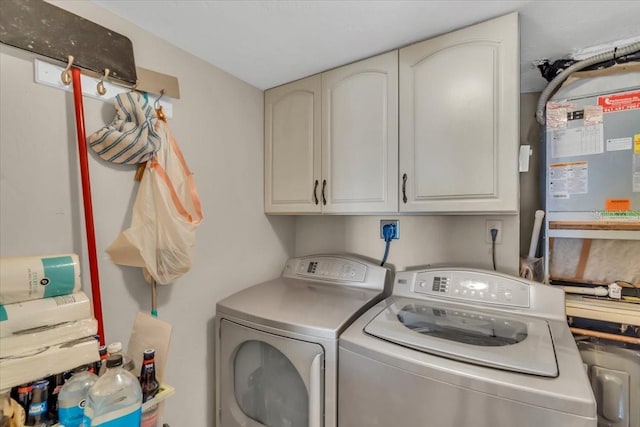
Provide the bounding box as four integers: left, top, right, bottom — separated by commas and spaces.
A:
71, 67, 105, 345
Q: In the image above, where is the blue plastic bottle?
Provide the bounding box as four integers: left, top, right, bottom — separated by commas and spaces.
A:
83, 354, 142, 427
58, 365, 98, 427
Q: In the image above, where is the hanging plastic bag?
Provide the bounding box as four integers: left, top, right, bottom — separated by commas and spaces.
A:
107, 121, 203, 284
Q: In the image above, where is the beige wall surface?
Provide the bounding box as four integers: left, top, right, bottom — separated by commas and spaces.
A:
296, 214, 520, 276
0, 1, 295, 425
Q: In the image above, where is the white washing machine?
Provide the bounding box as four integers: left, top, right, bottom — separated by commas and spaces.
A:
339, 267, 598, 427
215, 254, 390, 427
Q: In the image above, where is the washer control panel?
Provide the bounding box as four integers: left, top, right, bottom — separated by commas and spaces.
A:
287, 256, 367, 282
413, 270, 530, 307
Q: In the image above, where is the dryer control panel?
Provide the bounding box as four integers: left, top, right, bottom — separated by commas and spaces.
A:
293, 257, 367, 282
282, 255, 389, 291
283, 256, 370, 282
412, 270, 530, 307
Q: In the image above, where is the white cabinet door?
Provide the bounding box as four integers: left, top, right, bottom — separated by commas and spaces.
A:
399, 13, 519, 213
265, 75, 322, 213
321, 51, 398, 213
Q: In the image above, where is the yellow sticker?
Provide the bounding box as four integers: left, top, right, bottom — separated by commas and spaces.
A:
635, 134, 640, 154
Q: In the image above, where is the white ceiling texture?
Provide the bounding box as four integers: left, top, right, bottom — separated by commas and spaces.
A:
92, 0, 640, 92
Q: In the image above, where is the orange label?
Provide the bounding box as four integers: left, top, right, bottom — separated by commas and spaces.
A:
597, 90, 640, 112
635, 134, 640, 154
605, 199, 631, 212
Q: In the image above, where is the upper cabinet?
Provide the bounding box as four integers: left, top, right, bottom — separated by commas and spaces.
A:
399, 12, 519, 213
265, 13, 519, 215
265, 51, 398, 214
322, 50, 398, 213
265, 75, 321, 213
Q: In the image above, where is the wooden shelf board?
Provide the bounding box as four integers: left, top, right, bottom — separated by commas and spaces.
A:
552, 276, 640, 287
565, 295, 640, 326
549, 221, 640, 231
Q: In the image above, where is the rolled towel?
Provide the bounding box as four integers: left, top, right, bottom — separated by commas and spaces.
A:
88, 92, 164, 164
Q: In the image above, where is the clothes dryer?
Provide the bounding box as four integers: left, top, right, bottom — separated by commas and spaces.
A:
215, 254, 390, 427
339, 267, 597, 427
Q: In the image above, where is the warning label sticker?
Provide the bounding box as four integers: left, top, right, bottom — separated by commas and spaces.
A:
549, 161, 589, 197
597, 90, 640, 112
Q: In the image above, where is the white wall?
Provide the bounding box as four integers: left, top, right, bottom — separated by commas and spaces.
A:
0, 1, 295, 425
296, 215, 520, 275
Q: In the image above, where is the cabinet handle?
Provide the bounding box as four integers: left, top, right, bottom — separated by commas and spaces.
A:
322, 179, 327, 205
313, 180, 319, 205
402, 173, 408, 204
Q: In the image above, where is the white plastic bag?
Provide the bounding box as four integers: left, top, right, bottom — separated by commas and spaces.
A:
107, 122, 203, 284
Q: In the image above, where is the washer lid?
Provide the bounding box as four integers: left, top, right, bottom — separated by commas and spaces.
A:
364, 297, 558, 377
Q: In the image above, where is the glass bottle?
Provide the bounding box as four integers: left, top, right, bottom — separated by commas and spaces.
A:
26, 379, 49, 426
47, 372, 66, 424
139, 349, 160, 403
106, 341, 135, 373
94, 345, 108, 377
140, 349, 161, 427
12, 383, 31, 416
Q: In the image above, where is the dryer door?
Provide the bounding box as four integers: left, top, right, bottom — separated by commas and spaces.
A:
220, 319, 324, 427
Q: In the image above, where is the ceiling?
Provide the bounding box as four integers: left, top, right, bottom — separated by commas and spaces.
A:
92, 0, 640, 92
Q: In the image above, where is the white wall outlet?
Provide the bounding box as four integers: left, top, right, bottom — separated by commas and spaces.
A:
485, 220, 503, 244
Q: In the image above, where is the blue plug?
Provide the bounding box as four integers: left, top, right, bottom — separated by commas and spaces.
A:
383, 223, 397, 242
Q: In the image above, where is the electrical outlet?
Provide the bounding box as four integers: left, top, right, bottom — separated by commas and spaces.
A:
485, 220, 503, 244
380, 220, 400, 240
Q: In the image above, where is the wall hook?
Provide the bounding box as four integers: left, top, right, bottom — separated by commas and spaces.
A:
60, 55, 74, 86
154, 89, 165, 110
97, 68, 110, 95
155, 89, 167, 123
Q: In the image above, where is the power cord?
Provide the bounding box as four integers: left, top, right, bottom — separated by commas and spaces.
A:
380, 223, 396, 266
490, 228, 499, 271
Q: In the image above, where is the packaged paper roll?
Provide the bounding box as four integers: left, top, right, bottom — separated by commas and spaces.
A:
0, 336, 99, 390
0, 292, 92, 338
0, 318, 97, 358
0, 254, 81, 304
